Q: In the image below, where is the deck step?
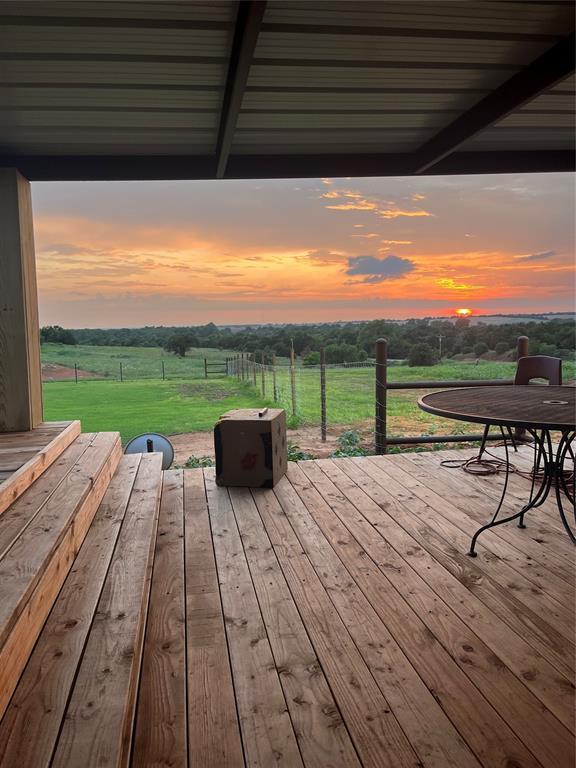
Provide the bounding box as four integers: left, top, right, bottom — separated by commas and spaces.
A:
0, 421, 81, 516
0, 430, 122, 720
0, 451, 163, 767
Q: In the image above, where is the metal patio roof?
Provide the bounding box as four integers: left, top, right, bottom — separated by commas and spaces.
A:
0, 0, 574, 180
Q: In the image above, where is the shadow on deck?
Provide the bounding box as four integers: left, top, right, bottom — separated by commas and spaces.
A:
0, 428, 573, 767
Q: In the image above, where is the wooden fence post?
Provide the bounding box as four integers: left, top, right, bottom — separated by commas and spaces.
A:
162, 360, 165, 381
204, 358, 208, 379
320, 348, 327, 442
272, 354, 278, 402
261, 352, 266, 397
252, 354, 257, 387
74, 363, 78, 384
241, 352, 245, 380
119, 362, 123, 382
290, 346, 297, 419
516, 335, 529, 361
375, 338, 387, 454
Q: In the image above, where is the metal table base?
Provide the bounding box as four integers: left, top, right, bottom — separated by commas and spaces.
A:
468, 428, 575, 557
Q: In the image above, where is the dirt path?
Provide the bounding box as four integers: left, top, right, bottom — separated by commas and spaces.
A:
42, 363, 96, 381
169, 422, 374, 463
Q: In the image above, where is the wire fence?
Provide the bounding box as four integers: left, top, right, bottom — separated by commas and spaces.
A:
44, 337, 534, 453
224, 345, 524, 453
42, 357, 226, 383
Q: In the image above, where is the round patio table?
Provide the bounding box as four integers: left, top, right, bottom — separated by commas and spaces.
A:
418, 386, 575, 556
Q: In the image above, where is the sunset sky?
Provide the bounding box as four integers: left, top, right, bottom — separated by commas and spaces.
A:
32, 172, 575, 328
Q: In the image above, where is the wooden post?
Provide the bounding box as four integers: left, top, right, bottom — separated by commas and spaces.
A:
204, 358, 208, 378
119, 362, 123, 382
0, 169, 43, 431
375, 338, 387, 454
272, 354, 278, 402
320, 348, 327, 442
515, 336, 529, 442
290, 346, 297, 419
516, 335, 529, 361
260, 352, 266, 397
162, 360, 165, 380
74, 363, 78, 384
240, 352, 244, 380
252, 354, 257, 387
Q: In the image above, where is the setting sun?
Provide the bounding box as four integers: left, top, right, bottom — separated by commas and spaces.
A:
455, 308, 473, 317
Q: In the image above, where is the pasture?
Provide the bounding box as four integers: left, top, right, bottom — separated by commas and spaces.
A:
42, 346, 573, 445
41, 342, 234, 379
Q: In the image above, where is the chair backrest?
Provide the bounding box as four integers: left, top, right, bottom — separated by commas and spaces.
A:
514, 355, 562, 385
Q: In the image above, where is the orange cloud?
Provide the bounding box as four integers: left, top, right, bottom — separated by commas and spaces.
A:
436, 278, 485, 291
378, 209, 432, 219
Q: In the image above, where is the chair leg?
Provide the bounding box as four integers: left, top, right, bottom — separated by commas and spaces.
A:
478, 424, 489, 458
506, 426, 518, 453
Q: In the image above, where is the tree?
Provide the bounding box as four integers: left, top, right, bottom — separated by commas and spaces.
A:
40, 325, 77, 345
473, 341, 489, 357
163, 333, 197, 357
407, 343, 436, 366
494, 341, 509, 355
324, 343, 367, 364
303, 351, 320, 366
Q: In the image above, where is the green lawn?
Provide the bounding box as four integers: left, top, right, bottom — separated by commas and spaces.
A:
43, 358, 575, 443
41, 342, 233, 380
43, 379, 270, 441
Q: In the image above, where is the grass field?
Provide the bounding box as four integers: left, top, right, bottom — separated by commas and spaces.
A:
43, 379, 267, 440
43, 353, 575, 444
41, 342, 234, 379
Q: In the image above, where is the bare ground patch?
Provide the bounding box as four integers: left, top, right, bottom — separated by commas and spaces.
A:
169, 423, 373, 463
42, 363, 96, 381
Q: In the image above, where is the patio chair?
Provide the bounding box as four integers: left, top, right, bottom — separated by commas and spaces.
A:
478, 355, 562, 457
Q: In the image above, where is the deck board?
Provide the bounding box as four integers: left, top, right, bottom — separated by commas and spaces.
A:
184, 469, 245, 768
0, 446, 573, 768
0, 454, 141, 768
0, 421, 81, 516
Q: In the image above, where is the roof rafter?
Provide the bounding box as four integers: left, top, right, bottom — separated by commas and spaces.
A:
215, 0, 266, 179
412, 31, 575, 174
4, 150, 573, 182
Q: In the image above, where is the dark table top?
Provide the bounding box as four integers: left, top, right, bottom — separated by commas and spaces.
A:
418, 385, 576, 431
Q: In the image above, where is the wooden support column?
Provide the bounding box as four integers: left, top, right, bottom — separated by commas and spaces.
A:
0, 169, 43, 431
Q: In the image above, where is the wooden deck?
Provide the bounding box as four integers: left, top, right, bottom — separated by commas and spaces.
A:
0, 421, 80, 515
0, 444, 574, 767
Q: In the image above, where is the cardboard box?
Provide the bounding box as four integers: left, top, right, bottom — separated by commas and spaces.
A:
214, 408, 287, 488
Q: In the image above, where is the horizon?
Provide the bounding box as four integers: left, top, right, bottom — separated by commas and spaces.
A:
32, 172, 575, 327
43, 309, 576, 333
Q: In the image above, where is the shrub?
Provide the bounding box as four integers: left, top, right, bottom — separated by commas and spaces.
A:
302, 351, 320, 366
473, 342, 489, 357
325, 343, 367, 364
287, 443, 316, 461
172, 455, 214, 469
494, 341, 509, 355
407, 343, 436, 366
330, 430, 369, 457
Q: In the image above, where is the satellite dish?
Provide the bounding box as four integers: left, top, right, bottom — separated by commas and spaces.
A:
125, 432, 174, 470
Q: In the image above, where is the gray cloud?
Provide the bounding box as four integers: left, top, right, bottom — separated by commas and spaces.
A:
346, 254, 416, 284
514, 249, 555, 262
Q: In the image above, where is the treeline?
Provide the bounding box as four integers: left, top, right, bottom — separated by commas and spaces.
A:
45, 318, 576, 363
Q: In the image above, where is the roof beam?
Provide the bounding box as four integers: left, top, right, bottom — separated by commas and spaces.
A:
412, 32, 575, 174
2, 150, 573, 182
215, 1, 266, 178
